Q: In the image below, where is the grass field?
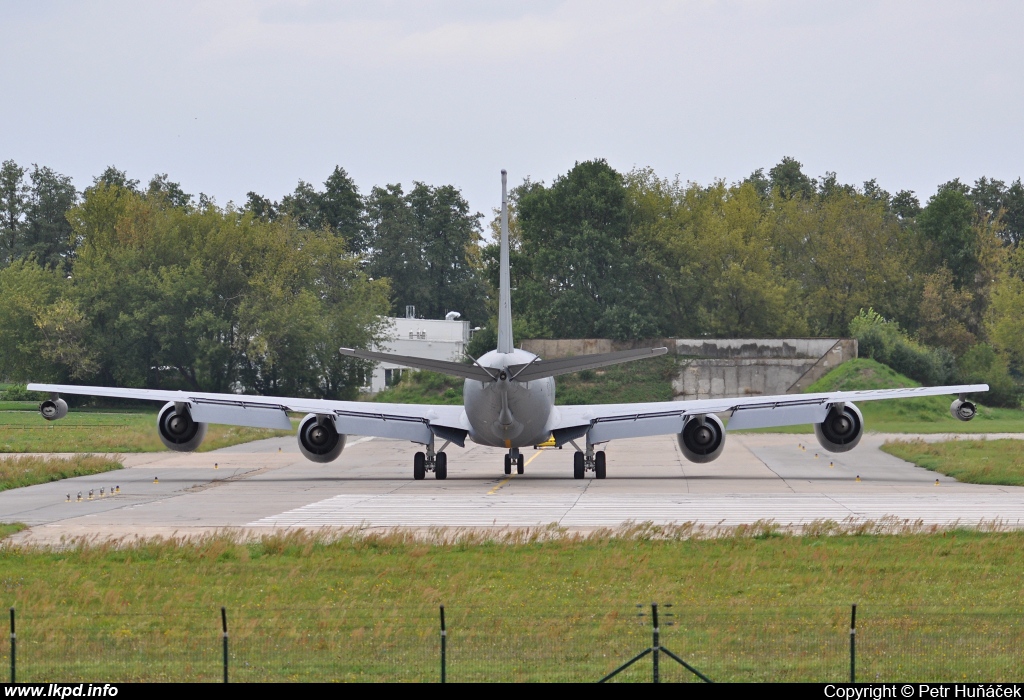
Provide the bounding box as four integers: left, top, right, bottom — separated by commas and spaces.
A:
0, 454, 124, 491
882, 438, 1024, 486
1, 530, 1022, 682
0, 409, 295, 453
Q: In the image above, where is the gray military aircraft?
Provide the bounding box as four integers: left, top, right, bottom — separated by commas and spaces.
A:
29, 171, 988, 480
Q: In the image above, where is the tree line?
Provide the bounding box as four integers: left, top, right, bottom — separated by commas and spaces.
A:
1, 157, 1022, 405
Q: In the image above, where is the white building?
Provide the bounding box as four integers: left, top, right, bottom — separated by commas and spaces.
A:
365, 307, 471, 393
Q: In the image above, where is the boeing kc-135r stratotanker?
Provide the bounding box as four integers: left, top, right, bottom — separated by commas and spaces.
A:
29, 171, 988, 480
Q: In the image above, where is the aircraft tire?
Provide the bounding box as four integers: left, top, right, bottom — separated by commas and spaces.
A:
435, 452, 448, 480
414, 452, 426, 480
504, 454, 512, 475
573, 451, 585, 479
595, 451, 607, 479
517, 454, 524, 474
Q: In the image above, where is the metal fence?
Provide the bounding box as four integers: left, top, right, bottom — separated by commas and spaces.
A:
5, 604, 1022, 682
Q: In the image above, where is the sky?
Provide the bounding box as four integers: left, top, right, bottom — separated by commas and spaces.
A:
2, 0, 1023, 224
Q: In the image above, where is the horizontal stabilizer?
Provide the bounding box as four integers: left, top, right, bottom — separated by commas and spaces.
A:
508, 347, 669, 382
339, 347, 494, 381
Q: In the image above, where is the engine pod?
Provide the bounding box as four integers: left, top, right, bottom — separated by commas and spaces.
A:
677, 413, 725, 463
950, 399, 977, 422
297, 413, 346, 463
814, 403, 863, 453
157, 402, 208, 452
40, 398, 68, 421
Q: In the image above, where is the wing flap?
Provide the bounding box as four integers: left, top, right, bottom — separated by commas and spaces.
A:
188, 401, 293, 430
332, 410, 433, 444
726, 403, 830, 431
587, 412, 686, 445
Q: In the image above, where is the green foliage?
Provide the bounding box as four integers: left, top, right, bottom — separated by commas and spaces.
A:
364, 182, 487, 326
0, 384, 46, 402
956, 344, 1022, 408
849, 309, 954, 385
514, 160, 661, 340
555, 355, 677, 404
370, 370, 463, 405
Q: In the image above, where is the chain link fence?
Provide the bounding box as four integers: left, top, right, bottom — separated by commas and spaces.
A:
3, 604, 1022, 682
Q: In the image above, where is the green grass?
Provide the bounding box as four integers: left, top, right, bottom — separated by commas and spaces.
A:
0, 411, 295, 453
737, 358, 1024, 434
881, 438, 1024, 486
1, 530, 1023, 681
0, 454, 124, 491
0, 523, 27, 538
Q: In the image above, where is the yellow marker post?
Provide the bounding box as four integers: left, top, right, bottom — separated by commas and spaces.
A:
153, 477, 159, 484
855, 475, 861, 482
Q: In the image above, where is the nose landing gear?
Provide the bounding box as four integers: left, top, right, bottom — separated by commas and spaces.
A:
573, 447, 607, 479
504, 448, 524, 475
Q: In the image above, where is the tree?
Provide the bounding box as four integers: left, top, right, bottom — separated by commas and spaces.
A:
24, 165, 78, 271
147, 174, 193, 209
918, 184, 978, 288
0, 160, 28, 267
769, 157, 815, 199
364, 182, 487, 325
516, 160, 660, 340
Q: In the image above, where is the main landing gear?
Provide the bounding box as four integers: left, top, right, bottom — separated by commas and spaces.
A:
413, 446, 447, 480
573, 448, 606, 480
504, 448, 524, 475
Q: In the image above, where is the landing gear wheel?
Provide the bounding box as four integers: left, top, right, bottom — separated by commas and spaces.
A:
435, 452, 448, 480
413, 452, 426, 480
595, 450, 607, 479
573, 451, 585, 479
517, 454, 524, 475
504, 454, 512, 475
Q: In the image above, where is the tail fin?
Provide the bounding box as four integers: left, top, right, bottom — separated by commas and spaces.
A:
497, 169, 514, 353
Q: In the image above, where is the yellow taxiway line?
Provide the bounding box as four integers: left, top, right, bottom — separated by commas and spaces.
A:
486, 450, 544, 494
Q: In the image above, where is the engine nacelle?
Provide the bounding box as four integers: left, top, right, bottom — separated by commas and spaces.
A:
950, 399, 977, 422
157, 401, 207, 452
297, 413, 346, 463
677, 413, 726, 463
39, 398, 68, 421
814, 402, 863, 453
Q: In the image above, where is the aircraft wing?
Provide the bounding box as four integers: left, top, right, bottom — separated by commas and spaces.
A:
545, 384, 989, 446
26, 383, 469, 446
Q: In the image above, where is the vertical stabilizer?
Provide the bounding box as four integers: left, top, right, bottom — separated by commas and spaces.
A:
497, 169, 514, 353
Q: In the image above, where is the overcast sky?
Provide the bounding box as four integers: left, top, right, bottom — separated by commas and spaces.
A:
3, 1, 1022, 224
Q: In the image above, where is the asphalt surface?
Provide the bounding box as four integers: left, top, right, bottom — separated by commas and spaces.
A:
2, 432, 1023, 544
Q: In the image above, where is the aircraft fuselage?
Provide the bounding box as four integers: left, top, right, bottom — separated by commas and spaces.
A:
463, 348, 555, 448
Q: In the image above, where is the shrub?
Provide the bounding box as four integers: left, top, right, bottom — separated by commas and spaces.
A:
849, 309, 954, 385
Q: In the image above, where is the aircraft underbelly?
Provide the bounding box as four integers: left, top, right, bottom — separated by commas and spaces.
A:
463, 378, 554, 448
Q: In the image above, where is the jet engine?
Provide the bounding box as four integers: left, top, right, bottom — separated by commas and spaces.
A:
39, 398, 68, 421
297, 413, 346, 463
157, 401, 207, 452
950, 398, 977, 422
814, 403, 863, 453
677, 413, 726, 463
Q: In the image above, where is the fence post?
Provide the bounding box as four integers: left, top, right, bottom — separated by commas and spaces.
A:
221, 607, 228, 683
651, 603, 659, 684
439, 605, 446, 684
849, 604, 857, 684
9, 607, 14, 684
